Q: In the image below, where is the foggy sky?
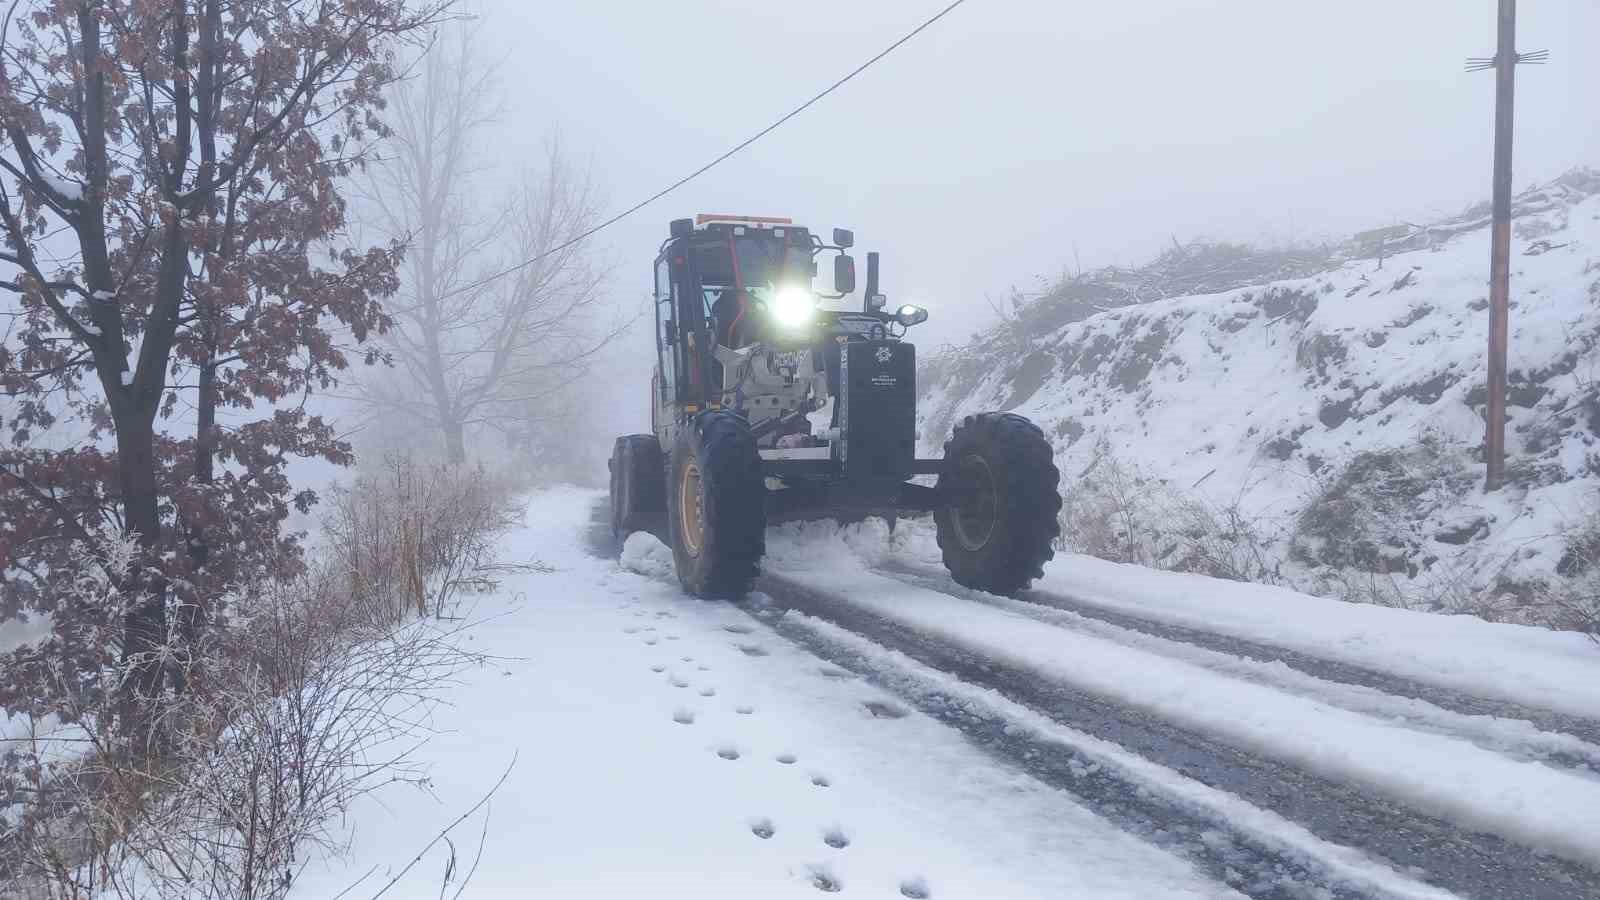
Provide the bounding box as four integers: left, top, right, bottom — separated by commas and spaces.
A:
474, 0, 1597, 438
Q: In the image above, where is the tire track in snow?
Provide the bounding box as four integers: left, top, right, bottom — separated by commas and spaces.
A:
749, 570, 1600, 900
750, 599, 1458, 900
585, 503, 1589, 898
878, 564, 1600, 776
1008, 587, 1600, 749
585, 505, 1331, 897
885, 559, 1600, 750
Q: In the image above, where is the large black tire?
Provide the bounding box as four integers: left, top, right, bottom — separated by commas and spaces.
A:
667, 411, 766, 597
608, 434, 665, 544
934, 412, 1061, 596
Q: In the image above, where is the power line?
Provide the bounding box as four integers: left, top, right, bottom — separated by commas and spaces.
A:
439, 0, 971, 300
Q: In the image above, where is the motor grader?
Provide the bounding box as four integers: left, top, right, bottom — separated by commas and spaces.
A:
609, 214, 1060, 597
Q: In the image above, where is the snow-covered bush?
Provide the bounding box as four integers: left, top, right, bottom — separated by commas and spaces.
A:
1290, 436, 1476, 577
3, 554, 483, 899
1541, 507, 1600, 643
2, 455, 519, 896
1058, 442, 1281, 585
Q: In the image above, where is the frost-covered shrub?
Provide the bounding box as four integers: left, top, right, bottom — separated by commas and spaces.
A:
1, 455, 520, 896
2, 554, 483, 899
1541, 509, 1600, 644
1290, 437, 1476, 576
1058, 442, 1282, 584
321, 455, 521, 625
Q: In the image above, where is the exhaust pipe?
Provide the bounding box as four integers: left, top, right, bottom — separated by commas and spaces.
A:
864, 251, 882, 313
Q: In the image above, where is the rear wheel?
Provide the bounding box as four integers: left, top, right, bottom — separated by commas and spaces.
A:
668, 411, 766, 597
609, 434, 665, 544
934, 413, 1061, 596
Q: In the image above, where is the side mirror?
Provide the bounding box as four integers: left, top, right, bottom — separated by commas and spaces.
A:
832, 228, 854, 249
669, 218, 693, 239
833, 254, 856, 294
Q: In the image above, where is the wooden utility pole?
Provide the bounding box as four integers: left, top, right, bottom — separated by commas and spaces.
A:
1467, 0, 1545, 492
1483, 0, 1516, 492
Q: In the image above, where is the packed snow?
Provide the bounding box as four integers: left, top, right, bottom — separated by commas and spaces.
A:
1020, 551, 1600, 722
784, 614, 1459, 900
289, 489, 1236, 899
763, 519, 1600, 868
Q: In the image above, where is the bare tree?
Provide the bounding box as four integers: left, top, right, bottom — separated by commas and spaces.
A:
362, 23, 614, 464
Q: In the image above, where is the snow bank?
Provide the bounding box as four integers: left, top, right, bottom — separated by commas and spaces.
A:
619, 529, 674, 580
1037, 552, 1600, 722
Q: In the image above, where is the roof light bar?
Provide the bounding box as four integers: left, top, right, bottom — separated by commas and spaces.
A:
695, 213, 794, 227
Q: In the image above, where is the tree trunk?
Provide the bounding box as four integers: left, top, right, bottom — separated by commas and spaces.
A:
179, 358, 217, 662
443, 417, 467, 465
113, 410, 168, 704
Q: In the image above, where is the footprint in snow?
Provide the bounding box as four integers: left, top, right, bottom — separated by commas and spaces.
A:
681, 655, 694, 662
737, 644, 768, 657
650, 664, 666, 673
669, 675, 690, 688
697, 664, 711, 672
622, 626, 639, 634
666, 635, 680, 641
821, 826, 850, 849
899, 877, 931, 898
643, 637, 659, 646
717, 745, 741, 760
818, 667, 853, 680
722, 623, 753, 635
775, 753, 797, 765
735, 705, 755, 715
750, 818, 775, 839
673, 708, 695, 725
806, 865, 842, 893
699, 687, 717, 697
810, 773, 831, 788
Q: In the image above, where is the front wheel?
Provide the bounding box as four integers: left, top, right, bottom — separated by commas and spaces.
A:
667, 412, 766, 597
934, 413, 1061, 596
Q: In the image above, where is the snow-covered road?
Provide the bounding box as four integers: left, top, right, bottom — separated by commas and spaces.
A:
292, 490, 1600, 899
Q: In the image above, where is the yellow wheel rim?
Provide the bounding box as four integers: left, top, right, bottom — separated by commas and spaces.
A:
679, 461, 705, 556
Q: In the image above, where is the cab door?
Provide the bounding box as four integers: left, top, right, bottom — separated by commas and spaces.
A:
653, 256, 680, 444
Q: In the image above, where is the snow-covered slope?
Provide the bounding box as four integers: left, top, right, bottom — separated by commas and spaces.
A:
921, 170, 1600, 615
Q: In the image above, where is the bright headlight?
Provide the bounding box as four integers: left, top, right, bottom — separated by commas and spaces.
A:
895, 304, 929, 327
770, 286, 815, 329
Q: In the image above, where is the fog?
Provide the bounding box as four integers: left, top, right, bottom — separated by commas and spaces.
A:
459, 0, 1595, 450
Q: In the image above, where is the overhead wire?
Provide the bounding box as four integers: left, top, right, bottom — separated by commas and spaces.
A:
437, 0, 971, 300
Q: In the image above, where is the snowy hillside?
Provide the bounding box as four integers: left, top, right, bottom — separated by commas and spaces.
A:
922, 169, 1600, 620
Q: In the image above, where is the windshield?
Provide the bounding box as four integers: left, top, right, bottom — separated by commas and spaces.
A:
734, 237, 811, 293
694, 232, 813, 320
